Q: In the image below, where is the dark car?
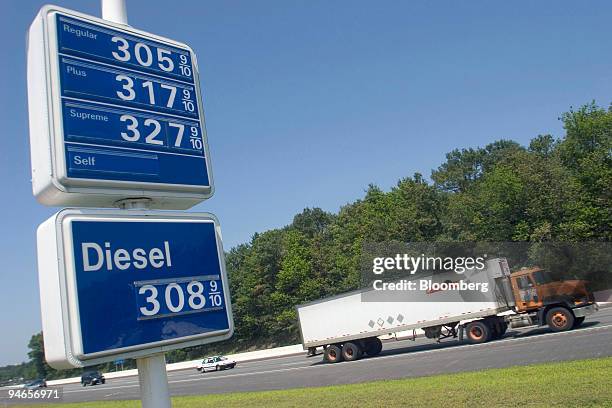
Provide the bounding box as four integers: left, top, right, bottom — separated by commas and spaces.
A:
81, 371, 105, 386
23, 379, 47, 389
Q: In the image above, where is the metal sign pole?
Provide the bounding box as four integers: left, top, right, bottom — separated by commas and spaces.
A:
113, 201, 172, 408
101, 0, 128, 24
137, 354, 171, 408
99, 3, 171, 408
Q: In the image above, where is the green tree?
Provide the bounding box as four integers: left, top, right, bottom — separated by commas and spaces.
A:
27, 333, 51, 379
432, 140, 523, 193
557, 103, 612, 240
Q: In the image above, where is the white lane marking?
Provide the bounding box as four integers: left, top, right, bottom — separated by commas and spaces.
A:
170, 365, 323, 385
165, 360, 307, 382
262, 360, 311, 368
65, 322, 612, 394
164, 357, 303, 378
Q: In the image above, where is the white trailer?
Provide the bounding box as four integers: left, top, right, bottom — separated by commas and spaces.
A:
297, 258, 516, 362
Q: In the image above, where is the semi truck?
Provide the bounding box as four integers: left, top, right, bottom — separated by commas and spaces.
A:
296, 258, 598, 363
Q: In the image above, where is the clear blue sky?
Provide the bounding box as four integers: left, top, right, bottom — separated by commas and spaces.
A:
1, 0, 610, 366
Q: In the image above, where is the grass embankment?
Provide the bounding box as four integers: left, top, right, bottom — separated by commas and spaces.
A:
21, 357, 612, 408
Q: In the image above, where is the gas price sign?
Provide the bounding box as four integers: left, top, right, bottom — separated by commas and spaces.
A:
37, 210, 233, 369
28, 6, 213, 209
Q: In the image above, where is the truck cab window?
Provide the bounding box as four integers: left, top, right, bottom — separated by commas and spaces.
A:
517, 276, 533, 289
532, 270, 553, 285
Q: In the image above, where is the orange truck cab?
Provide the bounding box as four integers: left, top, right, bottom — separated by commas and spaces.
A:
508, 267, 598, 331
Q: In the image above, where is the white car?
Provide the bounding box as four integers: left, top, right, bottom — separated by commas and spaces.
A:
196, 356, 237, 372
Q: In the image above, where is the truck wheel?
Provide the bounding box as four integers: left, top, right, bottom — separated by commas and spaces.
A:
546, 307, 574, 332
324, 345, 343, 363
364, 338, 383, 356
341, 342, 363, 362
465, 321, 491, 344
490, 320, 507, 340
573, 316, 585, 328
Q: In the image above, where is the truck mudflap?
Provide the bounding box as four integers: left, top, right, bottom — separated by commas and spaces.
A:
573, 303, 599, 318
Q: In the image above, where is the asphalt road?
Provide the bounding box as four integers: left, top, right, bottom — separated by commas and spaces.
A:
7, 308, 612, 404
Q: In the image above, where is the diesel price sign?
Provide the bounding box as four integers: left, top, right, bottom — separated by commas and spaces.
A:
27, 6, 213, 209
37, 209, 233, 369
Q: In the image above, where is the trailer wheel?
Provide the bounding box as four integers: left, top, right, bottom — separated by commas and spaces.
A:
341, 342, 363, 362
465, 321, 491, 344
546, 307, 574, 332
490, 324, 500, 340
324, 344, 343, 363
364, 338, 383, 356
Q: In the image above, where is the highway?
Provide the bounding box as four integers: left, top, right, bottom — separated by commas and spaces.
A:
9, 308, 612, 404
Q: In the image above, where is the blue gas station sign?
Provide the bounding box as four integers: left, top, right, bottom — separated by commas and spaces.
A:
73, 215, 231, 358
55, 13, 208, 187
36, 210, 233, 367
28, 6, 216, 209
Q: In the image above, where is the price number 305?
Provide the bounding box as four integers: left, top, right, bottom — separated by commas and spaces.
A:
110, 36, 192, 77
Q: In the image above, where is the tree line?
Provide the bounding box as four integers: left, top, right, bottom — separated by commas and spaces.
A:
3, 102, 610, 382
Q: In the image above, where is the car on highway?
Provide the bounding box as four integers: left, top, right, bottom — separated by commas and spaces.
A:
196, 356, 237, 372
23, 379, 47, 389
81, 371, 106, 386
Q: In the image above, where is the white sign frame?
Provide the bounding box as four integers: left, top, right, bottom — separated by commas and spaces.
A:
27, 5, 214, 210
37, 208, 234, 369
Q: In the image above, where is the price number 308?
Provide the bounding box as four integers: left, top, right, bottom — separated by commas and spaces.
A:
138, 280, 223, 318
